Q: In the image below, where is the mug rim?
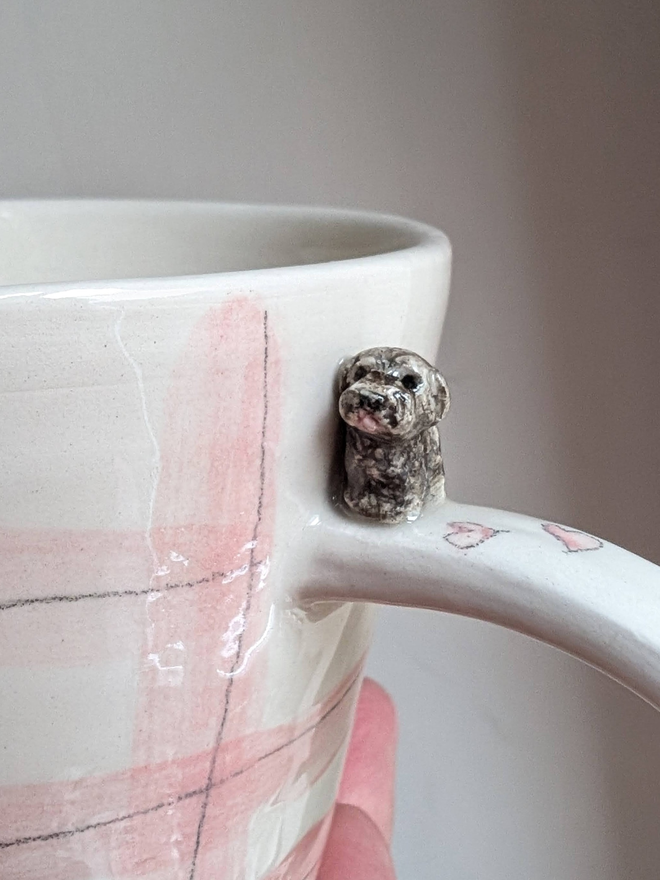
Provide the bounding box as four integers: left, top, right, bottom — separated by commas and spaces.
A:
0, 199, 451, 300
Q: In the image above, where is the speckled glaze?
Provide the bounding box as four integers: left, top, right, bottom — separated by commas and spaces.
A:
338, 347, 449, 523
1, 201, 660, 880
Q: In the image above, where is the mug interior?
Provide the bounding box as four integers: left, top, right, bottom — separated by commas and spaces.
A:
0, 200, 424, 286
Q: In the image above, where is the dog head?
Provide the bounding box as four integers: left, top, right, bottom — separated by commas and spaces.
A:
338, 347, 449, 440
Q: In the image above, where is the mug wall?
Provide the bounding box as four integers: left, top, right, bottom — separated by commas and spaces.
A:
1, 2, 659, 879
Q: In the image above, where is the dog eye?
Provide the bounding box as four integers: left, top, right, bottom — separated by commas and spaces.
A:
353, 366, 368, 381
401, 374, 421, 391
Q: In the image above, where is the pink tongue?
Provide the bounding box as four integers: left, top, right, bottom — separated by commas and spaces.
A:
359, 414, 379, 432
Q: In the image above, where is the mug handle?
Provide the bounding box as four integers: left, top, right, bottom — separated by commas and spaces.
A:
297, 499, 660, 710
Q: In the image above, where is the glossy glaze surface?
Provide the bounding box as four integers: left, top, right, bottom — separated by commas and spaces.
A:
0, 201, 450, 880
3, 201, 660, 880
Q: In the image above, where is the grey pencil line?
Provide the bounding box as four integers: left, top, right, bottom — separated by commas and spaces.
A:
0, 667, 360, 852
219, 671, 360, 785
0, 786, 205, 849
187, 310, 270, 880
0, 560, 270, 612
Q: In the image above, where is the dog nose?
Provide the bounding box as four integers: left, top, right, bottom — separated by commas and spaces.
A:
359, 392, 384, 412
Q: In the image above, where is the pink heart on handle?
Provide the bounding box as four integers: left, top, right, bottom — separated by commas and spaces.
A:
542, 522, 603, 553
443, 521, 503, 550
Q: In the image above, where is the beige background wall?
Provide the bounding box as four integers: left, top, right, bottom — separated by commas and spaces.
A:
1, 1, 659, 877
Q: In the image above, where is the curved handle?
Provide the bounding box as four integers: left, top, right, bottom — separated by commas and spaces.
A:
297, 500, 660, 710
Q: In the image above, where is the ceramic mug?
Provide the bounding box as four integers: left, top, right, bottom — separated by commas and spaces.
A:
1, 201, 659, 880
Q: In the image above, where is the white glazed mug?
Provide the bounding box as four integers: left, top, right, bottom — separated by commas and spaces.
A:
0, 201, 659, 880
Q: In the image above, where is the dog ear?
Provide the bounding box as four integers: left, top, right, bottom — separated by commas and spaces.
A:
432, 369, 450, 420
337, 355, 356, 393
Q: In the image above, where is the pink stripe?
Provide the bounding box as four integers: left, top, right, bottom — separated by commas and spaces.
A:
0, 529, 154, 605
132, 300, 277, 771
0, 299, 353, 879
0, 663, 363, 879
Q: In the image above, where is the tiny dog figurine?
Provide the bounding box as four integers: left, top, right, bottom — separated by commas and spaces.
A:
338, 347, 450, 523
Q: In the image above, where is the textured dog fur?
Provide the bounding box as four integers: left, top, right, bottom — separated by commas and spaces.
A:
338, 347, 450, 523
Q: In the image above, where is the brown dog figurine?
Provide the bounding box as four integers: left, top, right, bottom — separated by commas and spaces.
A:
338, 347, 450, 523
